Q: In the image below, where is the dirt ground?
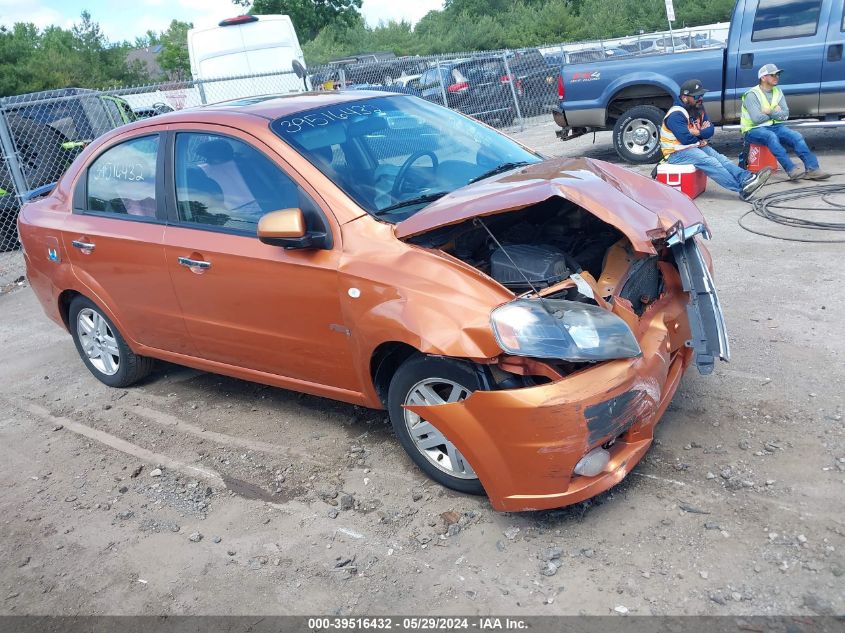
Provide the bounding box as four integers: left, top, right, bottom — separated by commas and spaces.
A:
0, 116, 843, 617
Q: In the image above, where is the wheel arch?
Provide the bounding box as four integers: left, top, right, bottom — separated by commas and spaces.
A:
57, 288, 83, 332
370, 341, 420, 407
605, 81, 675, 126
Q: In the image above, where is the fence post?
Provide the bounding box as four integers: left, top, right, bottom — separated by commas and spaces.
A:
501, 51, 523, 129
0, 104, 30, 197
435, 58, 448, 109
197, 79, 208, 105
338, 67, 347, 91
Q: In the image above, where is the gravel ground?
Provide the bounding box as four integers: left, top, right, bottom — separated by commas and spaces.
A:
0, 114, 843, 617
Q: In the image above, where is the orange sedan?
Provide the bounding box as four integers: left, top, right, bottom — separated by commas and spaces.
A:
18, 91, 729, 511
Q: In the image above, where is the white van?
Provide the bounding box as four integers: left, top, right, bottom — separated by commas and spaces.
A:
187, 15, 308, 104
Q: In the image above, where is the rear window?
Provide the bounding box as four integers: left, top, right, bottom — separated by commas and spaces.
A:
752, 0, 822, 41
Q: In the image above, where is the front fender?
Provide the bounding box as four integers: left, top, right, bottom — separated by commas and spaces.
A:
336, 229, 512, 404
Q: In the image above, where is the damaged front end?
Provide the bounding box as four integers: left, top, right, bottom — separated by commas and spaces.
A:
397, 165, 729, 510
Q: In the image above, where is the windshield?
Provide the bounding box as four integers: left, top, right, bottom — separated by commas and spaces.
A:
270, 95, 541, 221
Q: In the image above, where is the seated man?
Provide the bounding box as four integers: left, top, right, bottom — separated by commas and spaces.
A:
741, 64, 829, 180
662, 79, 770, 201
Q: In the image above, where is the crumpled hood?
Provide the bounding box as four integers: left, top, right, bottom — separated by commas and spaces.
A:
394, 157, 705, 253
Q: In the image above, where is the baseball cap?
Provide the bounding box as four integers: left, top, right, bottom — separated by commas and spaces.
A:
758, 63, 783, 79
680, 79, 707, 98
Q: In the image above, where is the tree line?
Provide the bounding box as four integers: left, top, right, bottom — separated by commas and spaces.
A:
0, 0, 735, 96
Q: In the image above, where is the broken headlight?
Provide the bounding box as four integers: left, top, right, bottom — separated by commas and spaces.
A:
491, 299, 642, 362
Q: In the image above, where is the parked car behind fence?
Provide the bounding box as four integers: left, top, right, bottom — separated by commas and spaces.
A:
0, 88, 137, 252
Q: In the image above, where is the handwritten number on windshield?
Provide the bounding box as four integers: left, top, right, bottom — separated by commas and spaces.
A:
279, 104, 384, 134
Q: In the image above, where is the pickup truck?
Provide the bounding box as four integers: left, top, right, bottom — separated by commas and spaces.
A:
551, 0, 845, 163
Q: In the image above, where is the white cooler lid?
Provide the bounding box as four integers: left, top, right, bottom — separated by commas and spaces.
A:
657, 162, 699, 174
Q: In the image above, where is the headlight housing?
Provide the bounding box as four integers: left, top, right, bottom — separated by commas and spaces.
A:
491, 298, 641, 362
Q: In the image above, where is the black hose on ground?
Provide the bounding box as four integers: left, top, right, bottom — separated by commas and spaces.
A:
738, 183, 845, 243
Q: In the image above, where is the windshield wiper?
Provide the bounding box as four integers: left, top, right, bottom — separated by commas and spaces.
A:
467, 161, 532, 185
375, 191, 450, 216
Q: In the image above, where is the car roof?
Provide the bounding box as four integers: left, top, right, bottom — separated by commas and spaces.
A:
120, 90, 398, 128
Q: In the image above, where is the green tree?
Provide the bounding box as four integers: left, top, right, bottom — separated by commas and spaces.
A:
0, 12, 150, 95
157, 20, 192, 79
235, 0, 364, 41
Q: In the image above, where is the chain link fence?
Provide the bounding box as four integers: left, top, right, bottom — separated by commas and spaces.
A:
0, 27, 726, 286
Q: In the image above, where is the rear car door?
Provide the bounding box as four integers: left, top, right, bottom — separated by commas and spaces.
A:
729, 0, 830, 119
162, 127, 359, 391
66, 133, 196, 356
819, 0, 845, 115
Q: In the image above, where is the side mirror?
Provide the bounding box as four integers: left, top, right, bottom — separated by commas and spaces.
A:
292, 60, 307, 79
257, 208, 327, 250
292, 59, 309, 91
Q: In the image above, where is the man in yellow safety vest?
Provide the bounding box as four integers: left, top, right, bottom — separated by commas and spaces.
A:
741, 64, 829, 180
661, 79, 770, 201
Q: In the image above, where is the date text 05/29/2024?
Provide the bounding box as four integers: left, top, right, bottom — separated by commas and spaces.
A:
307, 617, 528, 631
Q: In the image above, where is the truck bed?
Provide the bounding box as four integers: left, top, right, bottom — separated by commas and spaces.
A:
559, 47, 727, 129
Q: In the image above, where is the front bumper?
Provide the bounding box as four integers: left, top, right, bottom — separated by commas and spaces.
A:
406, 267, 696, 512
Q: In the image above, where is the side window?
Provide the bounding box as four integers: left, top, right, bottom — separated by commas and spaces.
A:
174, 133, 306, 233
420, 69, 439, 86
752, 0, 822, 41
87, 135, 158, 217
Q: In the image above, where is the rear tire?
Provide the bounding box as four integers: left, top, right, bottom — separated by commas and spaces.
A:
388, 355, 485, 495
612, 105, 665, 164
69, 296, 154, 388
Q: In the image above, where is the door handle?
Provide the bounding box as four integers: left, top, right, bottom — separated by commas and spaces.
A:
177, 256, 211, 271
71, 239, 95, 253
740, 53, 754, 69
828, 43, 843, 62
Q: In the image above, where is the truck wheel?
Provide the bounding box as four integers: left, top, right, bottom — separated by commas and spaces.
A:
613, 105, 665, 164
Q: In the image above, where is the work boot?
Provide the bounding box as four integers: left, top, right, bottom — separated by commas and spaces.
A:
805, 169, 831, 180
787, 167, 804, 180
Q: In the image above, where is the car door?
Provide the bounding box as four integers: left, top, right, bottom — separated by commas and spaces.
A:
728, 0, 830, 119
419, 67, 449, 103
162, 127, 359, 392
820, 0, 845, 114
65, 133, 196, 356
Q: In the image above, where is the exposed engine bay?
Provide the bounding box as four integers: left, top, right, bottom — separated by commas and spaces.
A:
409, 197, 665, 314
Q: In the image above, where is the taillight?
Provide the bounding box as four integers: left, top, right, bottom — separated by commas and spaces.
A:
557, 74, 565, 100
500, 76, 523, 94
448, 82, 469, 93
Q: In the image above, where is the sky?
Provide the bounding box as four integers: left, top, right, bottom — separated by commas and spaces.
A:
0, 0, 445, 44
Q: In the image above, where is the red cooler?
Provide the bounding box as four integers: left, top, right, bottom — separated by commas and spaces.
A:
656, 163, 707, 199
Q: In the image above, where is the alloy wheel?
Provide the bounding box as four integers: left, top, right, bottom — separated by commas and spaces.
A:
76, 308, 120, 376
621, 118, 659, 157
403, 378, 477, 479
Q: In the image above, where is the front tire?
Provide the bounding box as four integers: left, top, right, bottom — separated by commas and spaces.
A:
612, 105, 665, 164
69, 296, 154, 388
388, 356, 485, 495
